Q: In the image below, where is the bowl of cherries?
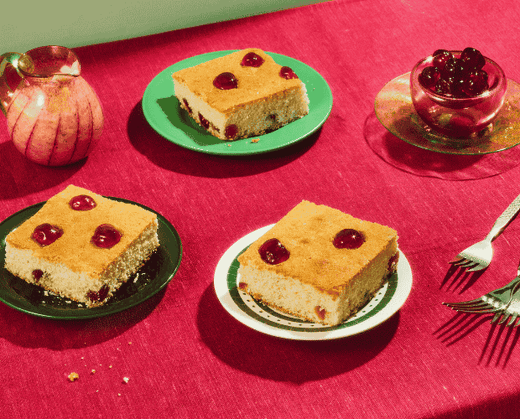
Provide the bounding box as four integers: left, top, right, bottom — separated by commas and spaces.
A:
410, 48, 507, 139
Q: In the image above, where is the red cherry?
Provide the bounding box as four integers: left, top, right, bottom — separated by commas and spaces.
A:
463, 70, 489, 96
388, 252, 399, 272
198, 113, 210, 129
432, 50, 453, 70
87, 284, 110, 302
259, 238, 290, 264
461, 47, 486, 70
183, 98, 192, 114
225, 124, 238, 139
333, 229, 365, 249
69, 195, 97, 211
32, 269, 44, 282
315, 306, 326, 320
280, 66, 298, 80
434, 78, 453, 96
241, 52, 265, 67
91, 224, 122, 248
419, 66, 441, 89
32, 223, 63, 246
213, 72, 238, 90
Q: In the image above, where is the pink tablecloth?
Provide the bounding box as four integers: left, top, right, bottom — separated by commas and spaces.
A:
3, 0, 520, 417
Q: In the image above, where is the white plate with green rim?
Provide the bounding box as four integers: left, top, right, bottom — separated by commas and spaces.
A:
214, 224, 413, 340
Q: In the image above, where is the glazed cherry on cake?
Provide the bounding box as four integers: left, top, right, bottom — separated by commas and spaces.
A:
280, 66, 298, 80
69, 194, 97, 211
91, 224, 122, 248
32, 223, 64, 247
213, 72, 238, 90
259, 238, 290, 265
333, 229, 365, 249
241, 52, 265, 67
418, 47, 490, 98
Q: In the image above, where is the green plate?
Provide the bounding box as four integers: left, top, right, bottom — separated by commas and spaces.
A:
0, 198, 182, 320
142, 50, 333, 156
214, 225, 413, 340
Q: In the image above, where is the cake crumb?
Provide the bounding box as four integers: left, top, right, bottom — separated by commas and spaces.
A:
68, 372, 79, 382
123, 377, 130, 384
251, 138, 260, 143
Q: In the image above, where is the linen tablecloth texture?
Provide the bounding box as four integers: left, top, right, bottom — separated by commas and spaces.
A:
3, 0, 520, 418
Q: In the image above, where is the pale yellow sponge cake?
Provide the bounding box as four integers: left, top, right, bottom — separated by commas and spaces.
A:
172, 48, 309, 140
4, 185, 159, 307
237, 201, 399, 326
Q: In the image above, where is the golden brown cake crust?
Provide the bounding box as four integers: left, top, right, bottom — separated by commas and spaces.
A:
237, 201, 398, 292
171, 48, 305, 114
5, 185, 157, 278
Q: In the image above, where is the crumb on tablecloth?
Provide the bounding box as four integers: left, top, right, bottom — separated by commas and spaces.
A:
68, 372, 79, 382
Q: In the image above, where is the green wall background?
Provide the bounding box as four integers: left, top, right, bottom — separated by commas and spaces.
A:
2, 0, 328, 54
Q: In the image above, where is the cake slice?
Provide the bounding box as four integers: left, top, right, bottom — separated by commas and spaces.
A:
4, 185, 159, 307
172, 48, 309, 140
237, 201, 399, 326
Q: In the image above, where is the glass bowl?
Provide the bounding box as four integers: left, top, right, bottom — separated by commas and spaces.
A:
410, 51, 507, 138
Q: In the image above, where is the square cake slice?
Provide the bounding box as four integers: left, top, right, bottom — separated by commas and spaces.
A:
4, 185, 159, 307
172, 48, 309, 140
237, 201, 399, 326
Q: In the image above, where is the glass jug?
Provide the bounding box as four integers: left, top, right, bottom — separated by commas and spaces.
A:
0, 45, 104, 166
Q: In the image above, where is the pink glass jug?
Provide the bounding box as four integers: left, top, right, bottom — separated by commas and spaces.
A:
0, 46, 104, 166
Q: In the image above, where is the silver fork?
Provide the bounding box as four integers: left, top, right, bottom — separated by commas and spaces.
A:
450, 193, 520, 271
443, 260, 520, 325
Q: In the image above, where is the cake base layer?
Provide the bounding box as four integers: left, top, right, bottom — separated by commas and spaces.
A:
172, 48, 309, 140
4, 222, 159, 307
238, 251, 398, 326
237, 200, 399, 326
4, 185, 160, 307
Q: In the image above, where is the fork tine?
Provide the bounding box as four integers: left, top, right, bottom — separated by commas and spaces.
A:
491, 311, 504, 324
507, 314, 518, 327
498, 313, 512, 325
443, 302, 496, 313
454, 307, 496, 314
449, 257, 465, 265
452, 259, 479, 269
450, 258, 471, 266
443, 299, 488, 308
467, 264, 485, 272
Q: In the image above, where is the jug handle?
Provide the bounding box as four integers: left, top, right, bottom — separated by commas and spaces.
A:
0, 52, 23, 115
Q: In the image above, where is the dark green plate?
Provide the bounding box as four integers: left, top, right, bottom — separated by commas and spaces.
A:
0, 198, 182, 320
142, 50, 333, 156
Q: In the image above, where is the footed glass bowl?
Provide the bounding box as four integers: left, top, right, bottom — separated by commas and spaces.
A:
410, 51, 507, 138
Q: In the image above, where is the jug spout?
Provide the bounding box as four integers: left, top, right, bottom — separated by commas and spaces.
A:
0, 52, 23, 115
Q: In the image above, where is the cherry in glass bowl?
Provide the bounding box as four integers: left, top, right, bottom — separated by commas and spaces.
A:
410, 50, 507, 139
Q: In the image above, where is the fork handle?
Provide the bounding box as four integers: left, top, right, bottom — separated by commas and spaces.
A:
486, 194, 520, 241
